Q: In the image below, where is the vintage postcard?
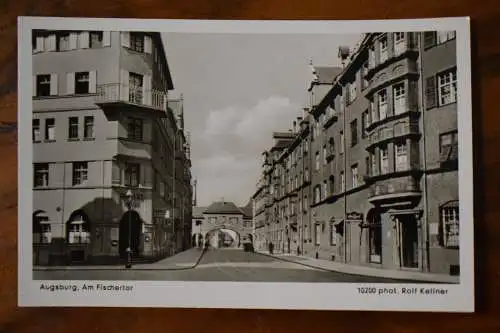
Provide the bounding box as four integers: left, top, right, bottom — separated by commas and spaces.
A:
18, 16, 474, 312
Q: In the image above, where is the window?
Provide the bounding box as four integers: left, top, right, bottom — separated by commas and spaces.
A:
439, 131, 459, 163
304, 196, 308, 212
351, 164, 358, 188
45, 118, 55, 141
371, 152, 377, 176
129, 72, 143, 104
130, 32, 144, 52
380, 146, 389, 174
362, 62, 369, 89
441, 203, 459, 248
340, 171, 345, 192
323, 146, 327, 165
33, 119, 41, 143
84, 116, 94, 139
330, 223, 337, 245
340, 131, 344, 154
315, 224, 322, 246
68, 214, 90, 244
40, 224, 52, 244
395, 141, 407, 171
34, 163, 49, 187
36, 75, 51, 97
125, 163, 140, 187
127, 117, 143, 141
305, 168, 309, 182
68, 117, 79, 139
437, 31, 456, 44
72, 162, 88, 186
349, 81, 356, 103
369, 45, 376, 68
394, 32, 406, 56
378, 89, 388, 120
438, 69, 457, 106
75, 72, 90, 94
370, 100, 377, 124
350, 119, 358, 147
57, 32, 70, 51
379, 36, 388, 63
393, 83, 406, 115
89, 31, 103, 48
361, 111, 368, 139
323, 181, 328, 199
314, 185, 321, 204
315, 151, 320, 171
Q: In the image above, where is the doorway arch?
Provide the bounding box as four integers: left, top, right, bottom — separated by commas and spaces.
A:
205, 228, 240, 249
119, 210, 142, 258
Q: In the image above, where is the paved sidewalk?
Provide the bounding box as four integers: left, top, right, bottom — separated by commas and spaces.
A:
34, 248, 205, 271
256, 250, 460, 283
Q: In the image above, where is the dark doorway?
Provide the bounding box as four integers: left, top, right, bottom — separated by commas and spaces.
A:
367, 209, 382, 264
398, 214, 419, 269
119, 210, 142, 258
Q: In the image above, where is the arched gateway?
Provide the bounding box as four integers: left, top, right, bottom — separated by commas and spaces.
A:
119, 210, 142, 258
195, 200, 254, 249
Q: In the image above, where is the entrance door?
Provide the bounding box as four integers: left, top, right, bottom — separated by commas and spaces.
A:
119, 211, 142, 258
397, 215, 419, 269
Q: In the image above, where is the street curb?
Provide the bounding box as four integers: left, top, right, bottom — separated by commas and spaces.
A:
33, 249, 208, 272
254, 251, 458, 284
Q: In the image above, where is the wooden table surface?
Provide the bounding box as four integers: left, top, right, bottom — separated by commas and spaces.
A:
1, 0, 499, 332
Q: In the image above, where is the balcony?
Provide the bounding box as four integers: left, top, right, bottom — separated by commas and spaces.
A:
95, 84, 168, 113
367, 121, 420, 150
368, 175, 421, 208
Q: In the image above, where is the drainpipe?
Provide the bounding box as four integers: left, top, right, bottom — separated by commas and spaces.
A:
417, 33, 430, 273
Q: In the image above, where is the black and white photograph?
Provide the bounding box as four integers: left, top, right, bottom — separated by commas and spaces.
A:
18, 17, 474, 312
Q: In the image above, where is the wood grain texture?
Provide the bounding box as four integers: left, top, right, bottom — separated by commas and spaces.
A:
1, 0, 499, 331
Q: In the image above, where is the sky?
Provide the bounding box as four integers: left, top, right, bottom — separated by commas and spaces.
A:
162, 32, 362, 207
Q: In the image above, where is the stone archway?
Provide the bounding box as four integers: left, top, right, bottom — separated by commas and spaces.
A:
119, 210, 142, 258
205, 228, 241, 249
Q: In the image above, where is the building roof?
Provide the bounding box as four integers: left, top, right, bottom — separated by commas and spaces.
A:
239, 200, 253, 218
192, 206, 207, 218
203, 201, 243, 215
312, 66, 343, 84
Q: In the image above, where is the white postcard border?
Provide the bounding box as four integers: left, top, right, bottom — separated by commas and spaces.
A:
18, 16, 474, 312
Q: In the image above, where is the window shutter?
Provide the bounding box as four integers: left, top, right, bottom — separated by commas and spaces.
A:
102, 31, 111, 47
144, 35, 152, 54
69, 33, 78, 50
120, 69, 129, 101
89, 71, 97, 94
32, 76, 37, 97
79, 32, 90, 49
425, 76, 437, 110
121, 32, 130, 48
424, 31, 436, 49
66, 72, 75, 95
50, 74, 58, 96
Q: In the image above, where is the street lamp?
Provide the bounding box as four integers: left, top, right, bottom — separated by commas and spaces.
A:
125, 189, 133, 269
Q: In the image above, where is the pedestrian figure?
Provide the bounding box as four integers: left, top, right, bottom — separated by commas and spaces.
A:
269, 242, 274, 255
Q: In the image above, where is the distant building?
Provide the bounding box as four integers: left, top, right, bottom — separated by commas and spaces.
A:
32, 30, 193, 265
253, 31, 459, 276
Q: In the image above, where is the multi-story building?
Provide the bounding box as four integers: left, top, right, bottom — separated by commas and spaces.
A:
254, 31, 459, 276
32, 30, 193, 265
